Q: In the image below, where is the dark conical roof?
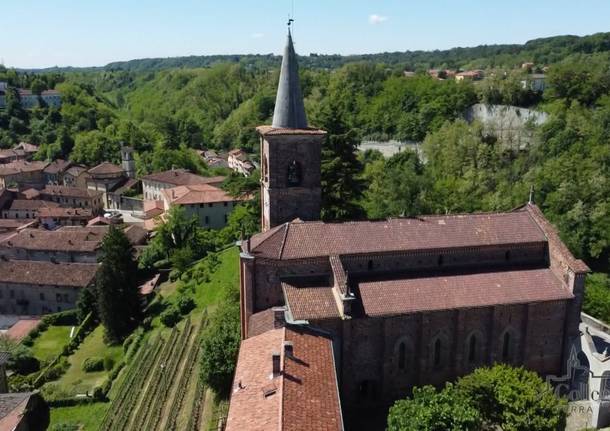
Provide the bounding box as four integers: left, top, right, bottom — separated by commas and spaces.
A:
272, 30, 308, 129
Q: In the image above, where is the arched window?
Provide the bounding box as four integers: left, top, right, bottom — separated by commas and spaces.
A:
398, 342, 406, 370
502, 332, 511, 361
434, 339, 442, 367
286, 160, 301, 187
468, 335, 477, 363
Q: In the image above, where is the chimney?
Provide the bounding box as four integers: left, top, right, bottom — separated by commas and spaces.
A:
272, 352, 281, 377
283, 341, 293, 358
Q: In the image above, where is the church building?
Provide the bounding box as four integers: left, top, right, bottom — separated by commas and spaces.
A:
226, 29, 589, 431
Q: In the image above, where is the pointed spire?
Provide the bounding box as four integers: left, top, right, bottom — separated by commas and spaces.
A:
272, 29, 308, 129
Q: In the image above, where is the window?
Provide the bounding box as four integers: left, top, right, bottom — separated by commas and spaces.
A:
438, 255, 444, 266
287, 160, 301, 187
502, 332, 511, 361
204, 216, 209, 225
56, 293, 62, 302
199, 203, 204, 208
505, 250, 511, 261
398, 342, 406, 370
468, 335, 477, 363
434, 339, 442, 367
223, 202, 228, 207
367, 260, 373, 270
208, 203, 214, 208
40, 293, 45, 301
224, 214, 228, 223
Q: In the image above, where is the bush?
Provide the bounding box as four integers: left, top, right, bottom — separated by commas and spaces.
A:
82, 357, 104, 373
43, 309, 78, 326
103, 356, 114, 371
176, 296, 196, 315
9, 345, 40, 375
160, 306, 181, 328
43, 357, 70, 383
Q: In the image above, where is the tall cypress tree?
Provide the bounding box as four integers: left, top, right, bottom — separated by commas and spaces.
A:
96, 226, 141, 344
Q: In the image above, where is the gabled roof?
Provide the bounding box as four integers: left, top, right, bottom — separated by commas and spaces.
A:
0, 260, 98, 287
226, 326, 343, 431
41, 185, 102, 199
6, 199, 60, 211
38, 207, 93, 219
356, 267, 573, 318
0, 161, 48, 176
142, 169, 225, 187
88, 162, 123, 176
162, 184, 242, 205
43, 159, 72, 175
283, 279, 340, 321
247, 207, 548, 260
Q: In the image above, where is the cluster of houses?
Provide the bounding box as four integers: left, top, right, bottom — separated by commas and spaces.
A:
403, 62, 547, 92
200, 148, 258, 176
0, 81, 61, 109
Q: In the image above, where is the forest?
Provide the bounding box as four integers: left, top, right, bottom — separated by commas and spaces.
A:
2, 31, 610, 317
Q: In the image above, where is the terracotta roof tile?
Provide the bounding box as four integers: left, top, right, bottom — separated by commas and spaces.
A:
0, 161, 48, 176
357, 268, 573, 317
283, 280, 340, 321
0, 260, 98, 287
249, 209, 547, 260
142, 169, 225, 187
7, 200, 59, 211
162, 184, 243, 205
41, 185, 102, 199
5, 319, 41, 342
88, 162, 123, 176
226, 327, 343, 431
43, 159, 72, 175
38, 207, 93, 219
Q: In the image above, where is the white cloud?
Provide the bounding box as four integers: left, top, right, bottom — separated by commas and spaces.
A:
251, 33, 264, 39
369, 14, 389, 25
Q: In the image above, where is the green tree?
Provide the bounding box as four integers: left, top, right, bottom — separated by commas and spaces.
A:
199, 288, 240, 398
583, 273, 610, 323
387, 384, 481, 431
96, 226, 141, 344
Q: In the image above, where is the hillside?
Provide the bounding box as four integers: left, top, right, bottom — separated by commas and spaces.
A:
16, 31, 610, 73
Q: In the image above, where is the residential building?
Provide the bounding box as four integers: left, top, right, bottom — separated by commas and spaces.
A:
521, 73, 547, 92
86, 162, 125, 193
62, 165, 90, 189
39, 207, 94, 229
1, 200, 59, 220
228, 149, 256, 176
39, 186, 104, 214
455, 70, 484, 81
0, 259, 97, 314
43, 159, 72, 185
0, 161, 48, 189
0, 392, 49, 430
141, 169, 224, 201
161, 183, 246, 229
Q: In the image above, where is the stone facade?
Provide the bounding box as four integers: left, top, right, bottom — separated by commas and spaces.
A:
259, 129, 325, 231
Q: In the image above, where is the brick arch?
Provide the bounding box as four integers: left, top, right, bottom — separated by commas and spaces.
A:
430, 331, 450, 370
464, 329, 485, 367
499, 326, 519, 364
393, 336, 414, 372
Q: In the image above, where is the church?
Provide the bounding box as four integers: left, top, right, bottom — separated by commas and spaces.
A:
225, 30, 589, 431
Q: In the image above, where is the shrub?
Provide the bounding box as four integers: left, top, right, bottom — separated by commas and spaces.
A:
9, 345, 40, 375
103, 356, 114, 371
176, 296, 196, 315
43, 357, 70, 383
82, 357, 104, 373
160, 306, 181, 328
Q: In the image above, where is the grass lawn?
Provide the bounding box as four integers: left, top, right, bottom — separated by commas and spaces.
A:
31, 325, 72, 363
188, 246, 239, 310
48, 325, 123, 395
49, 401, 109, 431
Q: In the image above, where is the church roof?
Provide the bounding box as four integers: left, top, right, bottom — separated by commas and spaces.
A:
248, 207, 547, 260
356, 267, 573, 318
271, 31, 308, 129
283, 279, 340, 321
226, 326, 343, 431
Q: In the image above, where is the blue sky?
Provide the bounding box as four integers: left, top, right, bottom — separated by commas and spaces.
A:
4, 0, 610, 68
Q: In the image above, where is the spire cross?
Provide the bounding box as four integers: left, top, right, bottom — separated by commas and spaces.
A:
287, 18, 294, 29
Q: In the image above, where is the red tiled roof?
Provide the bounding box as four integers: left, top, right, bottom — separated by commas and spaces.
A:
357, 268, 573, 317
249, 208, 547, 260
41, 185, 102, 199
162, 184, 243, 205
283, 280, 340, 321
0, 260, 98, 287
248, 309, 279, 338
226, 327, 343, 431
6, 200, 59, 211
43, 159, 72, 175
0, 161, 48, 176
88, 162, 123, 176
142, 169, 225, 187
38, 207, 93, 219
19, 188, 40, 200
5, 319, 41, 342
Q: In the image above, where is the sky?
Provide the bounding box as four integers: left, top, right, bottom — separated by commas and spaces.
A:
3, 0, 610, 69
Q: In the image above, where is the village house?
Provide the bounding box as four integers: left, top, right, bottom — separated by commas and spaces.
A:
521, 73, 547, 92
0, 161, 48, 189
455, 70, 484, 81
0, 225, 147, 263
39, 185, 104, 214
1, 199, 60, 220
86, 162, 126, 197
141, 169, 224, 201
43, 159, 73, 185
0, 149, 22, 165
0, 259, 97, 314
228, 149, 256, 176
39, 207, 94, 229
228, 30, 590, 430
160, 183, 246, 229
62, 165, 90, 189
0, 392, 49, 430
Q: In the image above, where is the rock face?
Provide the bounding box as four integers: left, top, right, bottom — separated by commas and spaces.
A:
465, 103, 549, 150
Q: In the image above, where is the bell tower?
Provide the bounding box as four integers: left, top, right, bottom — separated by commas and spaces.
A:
257, 29, 326, 232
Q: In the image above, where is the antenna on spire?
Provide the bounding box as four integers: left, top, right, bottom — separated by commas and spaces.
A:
528, 185, 534, 204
